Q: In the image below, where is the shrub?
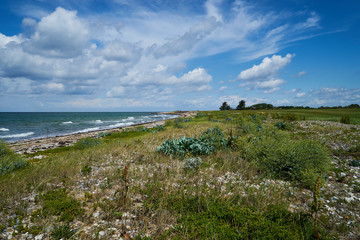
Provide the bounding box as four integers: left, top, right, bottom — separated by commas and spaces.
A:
243, 127, 331, 188
274, 121, 293, 130
51, 223, 76, 240
31, 189, 84, 222
174, 118, 185, 128
74, 138, 102, 149
184, 157, 202, 172
0, 141, 28, 175
340, 116, 350, 124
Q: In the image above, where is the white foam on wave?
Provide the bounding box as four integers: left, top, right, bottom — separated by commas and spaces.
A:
108, 122, 135, 128
76, 127, 100, 133
126, 117, 135, 120
95, 120, 103, 124
0, 128, 9, 131
0, 132, 34, 138
62, 121, 73, 124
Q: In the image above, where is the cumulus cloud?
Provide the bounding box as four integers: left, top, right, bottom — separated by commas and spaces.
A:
23, 7, 89, 58
237, 54, 293, 93
108, 66, 213, 99
238, 54, 293, 80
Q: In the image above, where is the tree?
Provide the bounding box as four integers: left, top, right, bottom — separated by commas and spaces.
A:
236, 100, 246, 110
219, 102, 231, 110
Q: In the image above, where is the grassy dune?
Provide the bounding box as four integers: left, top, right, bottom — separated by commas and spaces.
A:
1, 109, 360, 239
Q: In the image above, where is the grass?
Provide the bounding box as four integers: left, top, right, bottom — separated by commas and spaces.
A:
2, 109, 359, 239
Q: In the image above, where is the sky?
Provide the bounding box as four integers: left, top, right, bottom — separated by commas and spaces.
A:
0, 0, 359, 112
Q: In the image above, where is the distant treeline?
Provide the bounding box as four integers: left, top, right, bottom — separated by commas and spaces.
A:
220, 101, 360, 110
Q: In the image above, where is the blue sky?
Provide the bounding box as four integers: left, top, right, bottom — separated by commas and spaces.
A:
0, 0, 359, 111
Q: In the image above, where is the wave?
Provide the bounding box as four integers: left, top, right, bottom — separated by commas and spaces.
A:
126, 117, 135, 120
0, 132, 34, 138
108, 122, 135, 128
62, 121, 73, 124
0, 128, 9, 131
76, 127, 100, 133
95, 120, 103, 124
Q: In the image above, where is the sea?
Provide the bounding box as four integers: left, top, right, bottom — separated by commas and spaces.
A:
0, 112, 177, 142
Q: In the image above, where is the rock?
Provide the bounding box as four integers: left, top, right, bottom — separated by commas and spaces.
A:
99, 231, 105, 237
35, 233, 44, 240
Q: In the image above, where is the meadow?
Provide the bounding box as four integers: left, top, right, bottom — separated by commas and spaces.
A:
0, 108, 360, 239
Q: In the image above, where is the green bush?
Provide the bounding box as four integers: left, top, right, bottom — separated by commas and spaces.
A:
31, 189, 84, 222
274, 121, 293, 130
340, 116, 350, 124
243, 127, 331, 188
0, 141, 28, 175
174, 118, 185, 128
74, 138, 102, 149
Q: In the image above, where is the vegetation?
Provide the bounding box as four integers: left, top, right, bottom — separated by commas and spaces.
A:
219, 101, 231, 110
0, 141, 28, 175
236, 100, 246, 110
1, 108, 360, 239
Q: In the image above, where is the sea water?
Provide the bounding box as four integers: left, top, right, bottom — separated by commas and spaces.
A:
0, 112, 177, 142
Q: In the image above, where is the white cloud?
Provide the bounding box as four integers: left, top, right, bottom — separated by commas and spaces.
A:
257, 78, 285, 89
0, 2, 332, 110
296, 92, 306, 97
264, 87, 280, 93
219, 86, 227, 91
297, 71, 307, 77
0, 33, 22, 48
236, 54, 292, 92
150, 17, 219, 59
219, 95, 244, 106
23, 7, 89, 58
205, 0, 223, 22
238, 54, 293, 80
32, 82, 65, 94
99, 41, 142, 62
106, 86, 125, 97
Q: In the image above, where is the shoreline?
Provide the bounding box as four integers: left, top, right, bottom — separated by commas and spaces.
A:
8, 111, 196, 154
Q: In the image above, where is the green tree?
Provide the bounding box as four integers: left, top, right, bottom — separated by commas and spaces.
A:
236, 100, 246, 110
219, 102, 231, 110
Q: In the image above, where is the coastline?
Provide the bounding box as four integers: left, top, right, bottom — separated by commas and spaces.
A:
8, 111, 196, 154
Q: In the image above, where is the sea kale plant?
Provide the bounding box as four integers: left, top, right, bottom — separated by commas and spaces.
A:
156, 127, 227, 157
